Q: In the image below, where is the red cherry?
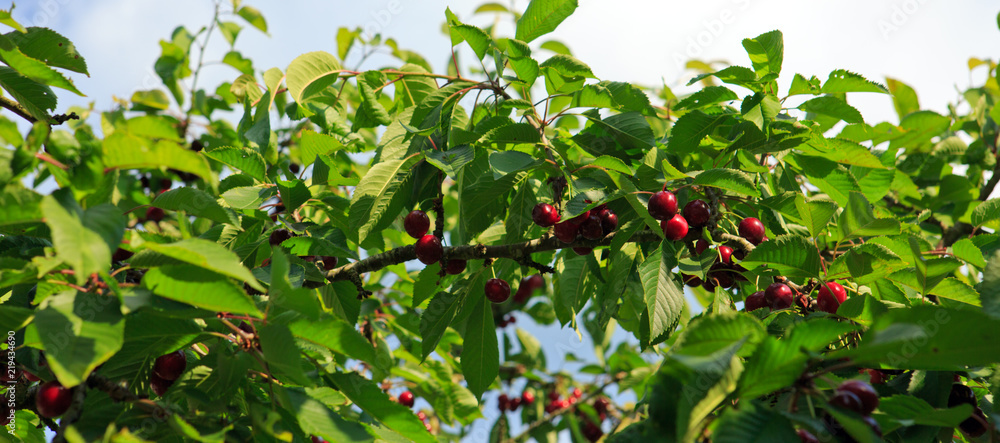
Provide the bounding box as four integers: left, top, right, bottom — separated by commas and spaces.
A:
532, 203, 561, 227
764, 283, 793, 310
498, 394, 510, 412
816, 281, 847, 314
796, 429, 820, 443
568, 209, 591, 225
513, 286, 531, 304
445, 259, 467, 275
716, 246, 733, 264
694, 239, 710, 255
144, 206, 165, 223
269, 229, 292, 246
701, 278, 717, 293
527, 274, 544, 291
579, 214, 605, 240
311, 436, 329, 443
829, 390, 864, 414
415, 235, 443, 265
862, 368, 888, 385
597, 208, 618, 234
509, 397, 521, 411
522, 391, 535, 405
572, 247, 593, 255
707, 264, 734, 288
745, 291, 767, 311
553, 221, 579, 243
548, 391, 561, 401
150, 372, 174, 397
837, 380, 879, 415
738, 217, 766, 245
682, 274, 702, 287
572, 387, 582, 399
399, 391, 415, 407
594, 397, 610, 413
417, 411, 427, 421
112, 247, 133, 262
485, 278, 511, 303
661, 214, 689, 241
321, 256, 339, 271
36, 381, 73, 418
153, 350, 187, 381
647, 191, 678, 220
404, 210, 430, 239
683, 200, 711, 227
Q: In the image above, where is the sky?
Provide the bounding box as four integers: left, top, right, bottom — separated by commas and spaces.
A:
10, 0, 1000, 441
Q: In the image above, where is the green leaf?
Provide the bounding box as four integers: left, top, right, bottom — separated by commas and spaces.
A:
329, 372, 436, 443
690, 168, 761, 197
152, 187, 238, 225
838, 192, 900, 240
31, 291, 124, 388
420, 290, 466, 359
139, 238, 264, 291
348, 153, 423, 245
711, 402, 798, 443
0, 66, 56, 121
886, 77, 920, 120
515, 0, 578, 43
488, 150, 537, 179
277, 179, 312, 211
972, 198, 1000, 227
879, 395, 973, 427
739, 319, 858, 398
666, 110, 730, 154
0, 33, 82, 94
480, 123, 540, 145
0, 187, 42, 226
236, 6, 268, 33
638, 242, 684, 344
266, 252, 321, 319
142, 265, 261, 317
538, 53, 594, 78
833, 306, 1000, 369
820, 69, 889, 94
277, 386, 373, 443
449, 23, 493, 61
5, 27, 88, 75
798, 95, 863, 124
951, 238, 986, 268
741, 30, 783, 78
571, 81, 655, 114
258, 322, 310, 386
787, 74, 821, 96
741, 235, 821, 278
103, 132, 213, 183
356, 70, 391, 128
299, 131, 343, 167
425, 145, 475, 179
204, 146, 266, 182
581, 111, 655, 150
554, 252, 593, 326
461, 296, 499, 399
797, 136, 886, 169
0, 8, 25, 33
286, 51, 341, 105
673, 313, 766, 357
675, 86, 738, 110
222, 50, 253, 75
981, 251, 1000, 319
42, 192, 124, 285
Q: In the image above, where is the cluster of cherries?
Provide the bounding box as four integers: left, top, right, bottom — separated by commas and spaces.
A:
497, 390, 531, 412
949, 381, 989, 437
796, 380, 882, 442
495, 315, 517, 328
150, 350, 187, 397
538, 388, 608, 442
393, 390, 434, 432
531, 201, 619, 255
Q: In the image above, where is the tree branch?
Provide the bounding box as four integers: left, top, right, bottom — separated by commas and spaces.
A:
325, 230, 664, 282
0, 95, 37, 123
